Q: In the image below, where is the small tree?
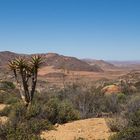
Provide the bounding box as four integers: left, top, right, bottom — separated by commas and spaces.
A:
8, 55, 43, 107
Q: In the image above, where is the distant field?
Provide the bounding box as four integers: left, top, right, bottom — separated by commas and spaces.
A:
38, 66, 131, 87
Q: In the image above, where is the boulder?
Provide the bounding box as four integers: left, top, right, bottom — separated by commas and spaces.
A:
102, 85, 121, 95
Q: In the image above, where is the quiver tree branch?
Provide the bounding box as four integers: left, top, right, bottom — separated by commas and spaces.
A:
30, 55, 43, 102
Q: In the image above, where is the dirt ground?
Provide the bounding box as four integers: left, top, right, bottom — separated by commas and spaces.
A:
38, 66, 129, 88
41, 118, 113, 140
0, 104, 8, 124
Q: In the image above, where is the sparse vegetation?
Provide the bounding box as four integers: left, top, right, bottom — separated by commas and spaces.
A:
109, 95, 140, 140
0, 52, 140, 140
0, 81, 15, 90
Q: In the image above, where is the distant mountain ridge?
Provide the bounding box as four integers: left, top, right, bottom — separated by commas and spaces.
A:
109, 61, 140, 67
82, 59, 116, 69
0, 51, 103, 72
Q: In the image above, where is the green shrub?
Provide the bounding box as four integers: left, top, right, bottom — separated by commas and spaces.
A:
0, 81, 15, 90
0, 92, 5, 103
27, 118, 53, 134
44, 98, 80, 124
6, 102, 27, 129
106, 117, 128, 132
4, 96, 19, 104
129, 109, 140, 127
59, 83, 106, 118
124, 96, 140, 121
0, 91, 19, 104
0, 101, 53, 140
104, 94, 120, 114
0, 123, 42, 140
57, 100, 80, 123
117, 93, 127, 103
110, 109, 140, 140
109, 127, 140, 140
26, 103, 41, 119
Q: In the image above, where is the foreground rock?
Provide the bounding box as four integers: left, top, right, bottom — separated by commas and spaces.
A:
0, 104, 8, 111
0, 116, 8, 124
41, 118, 112, 140
102, 85, 121, 95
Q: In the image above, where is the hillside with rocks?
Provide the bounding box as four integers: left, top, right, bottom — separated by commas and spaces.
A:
0, 51, 20, 66
43, 53, 103, 72
82, 59, 116, 70
0, 51, 103, 72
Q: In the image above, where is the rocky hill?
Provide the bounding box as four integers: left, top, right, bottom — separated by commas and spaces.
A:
82, 59, 115, 70
119, 70, 140, 83
0, 51, 20, 66
42, 53, 103, 72
0, 51, 103, 72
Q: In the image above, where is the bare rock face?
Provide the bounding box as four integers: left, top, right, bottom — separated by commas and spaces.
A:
102, 85, 121, 95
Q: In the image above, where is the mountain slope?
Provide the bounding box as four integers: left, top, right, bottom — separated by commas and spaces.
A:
83, 59, 115, 70
0, 51, 103, 72
0, 51, 20, 66
43, 53, 103, 72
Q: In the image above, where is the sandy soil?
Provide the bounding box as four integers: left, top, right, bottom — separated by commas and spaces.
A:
39, 66, 127, 79
0, 104, 8, 124
0, 104, 7, 111
41, 118, 113, 140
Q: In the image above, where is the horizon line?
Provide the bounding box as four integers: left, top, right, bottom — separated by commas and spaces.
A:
0, 50, 140, 61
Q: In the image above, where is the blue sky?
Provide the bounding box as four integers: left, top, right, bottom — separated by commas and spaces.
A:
0, 0, 140, 60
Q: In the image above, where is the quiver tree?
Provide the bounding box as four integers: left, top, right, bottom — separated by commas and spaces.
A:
8, 55, 43, 107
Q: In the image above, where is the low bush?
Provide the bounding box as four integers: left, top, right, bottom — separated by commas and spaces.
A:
57, 100, 80, 123
26, 103, 41, 119
110, 96, 140, 140
0, 101, 53, 140
0, 91, 19, 104
58, 84, 107, 118
107, 116, 128, 132
117, 93, 127, 104
0, 123, 43, 140
109, 127, 140, 140
44, 98, 80, 124
0, 81, 15, 90
27, 118, 52, 134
